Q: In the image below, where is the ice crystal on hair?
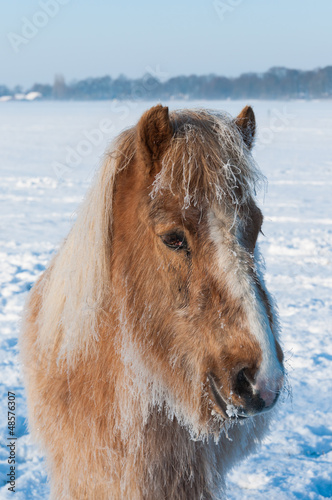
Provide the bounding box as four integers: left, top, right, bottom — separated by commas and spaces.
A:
150, 109, 264, 211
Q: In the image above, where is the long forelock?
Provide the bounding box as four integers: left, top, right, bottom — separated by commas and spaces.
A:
150, 109, 264, 211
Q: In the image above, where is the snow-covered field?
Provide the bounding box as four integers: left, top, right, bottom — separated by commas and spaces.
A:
0, 99, 331, 499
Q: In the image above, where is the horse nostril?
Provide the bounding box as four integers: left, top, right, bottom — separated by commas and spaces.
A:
233, 366, 282, 415
234, 367, 253, 399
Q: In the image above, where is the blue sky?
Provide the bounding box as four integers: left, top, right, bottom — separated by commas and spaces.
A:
1, 0, 332, 88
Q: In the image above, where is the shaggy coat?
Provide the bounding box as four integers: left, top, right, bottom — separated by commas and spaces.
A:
21, 105, 284, 499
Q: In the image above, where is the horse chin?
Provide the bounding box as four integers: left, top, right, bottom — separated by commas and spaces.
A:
207, 372, 278, 422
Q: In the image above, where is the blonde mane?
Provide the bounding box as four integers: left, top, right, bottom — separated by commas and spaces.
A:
153, 109, 263, 209
35, 128, 135, 361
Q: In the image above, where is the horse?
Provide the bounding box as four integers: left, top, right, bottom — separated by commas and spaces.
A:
21, 104, 284, 499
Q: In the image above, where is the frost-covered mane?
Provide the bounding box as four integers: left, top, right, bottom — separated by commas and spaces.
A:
36, 128, 136, 361
153, 109, 263, 209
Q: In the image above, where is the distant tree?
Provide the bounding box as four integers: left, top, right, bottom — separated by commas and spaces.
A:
14, 85, 23, 95
0, 85, 12, 97
203, 76, 231, 99
309, 67, 332, 97
70, 76, 113, 100
29, 83, 53, 98
231, 73, 261, 99
53, 74, 67, 99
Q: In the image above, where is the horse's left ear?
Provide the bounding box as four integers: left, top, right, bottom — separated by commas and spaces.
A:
137, 104, 173, 174
235, 106, 256, 149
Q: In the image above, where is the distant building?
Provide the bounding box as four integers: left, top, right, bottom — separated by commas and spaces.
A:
25, 92, 42, 101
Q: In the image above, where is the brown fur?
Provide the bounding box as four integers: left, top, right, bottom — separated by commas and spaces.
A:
21, 105, 283, 499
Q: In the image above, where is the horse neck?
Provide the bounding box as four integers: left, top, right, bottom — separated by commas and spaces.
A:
69, 304, 221, 498
113, 396, 216, 500
91, 299, 220, 498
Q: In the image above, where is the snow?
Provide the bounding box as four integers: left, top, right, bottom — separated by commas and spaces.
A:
0, 99, 331, 499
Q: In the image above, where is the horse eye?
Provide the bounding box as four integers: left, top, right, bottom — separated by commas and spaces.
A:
160, 232, 188, 251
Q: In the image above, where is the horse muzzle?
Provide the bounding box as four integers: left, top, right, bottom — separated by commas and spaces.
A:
208, 368, 284, 419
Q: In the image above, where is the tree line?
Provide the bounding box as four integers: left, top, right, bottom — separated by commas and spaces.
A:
2, 66, 332, 100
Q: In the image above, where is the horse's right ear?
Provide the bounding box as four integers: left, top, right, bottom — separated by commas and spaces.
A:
137, 104, 173, 174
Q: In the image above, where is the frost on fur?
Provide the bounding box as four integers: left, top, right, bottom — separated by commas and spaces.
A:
151, 109, 264, 210
21, 106, 284, 500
